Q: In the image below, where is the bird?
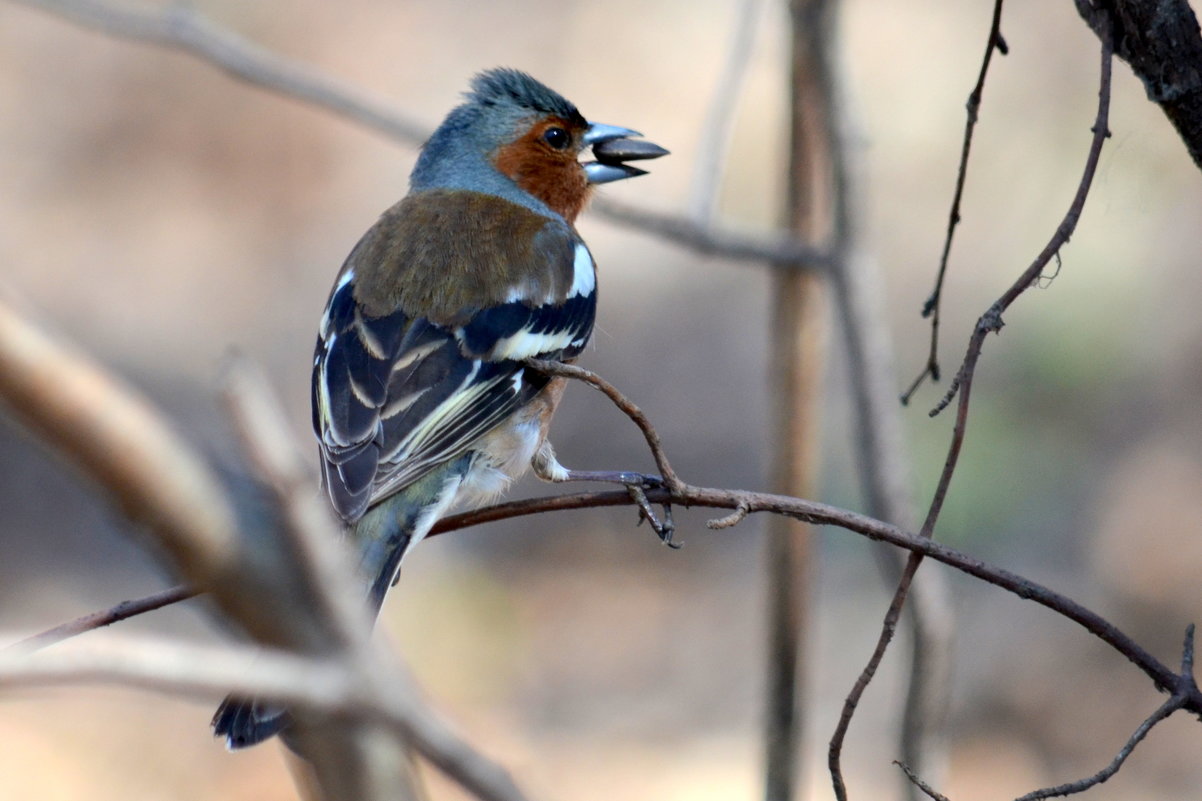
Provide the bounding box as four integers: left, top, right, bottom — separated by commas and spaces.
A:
212, 67, 666, 749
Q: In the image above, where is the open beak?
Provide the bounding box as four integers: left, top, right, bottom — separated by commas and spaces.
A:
582, 122, 669, 184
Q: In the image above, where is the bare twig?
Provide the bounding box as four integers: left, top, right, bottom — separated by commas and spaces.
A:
829, 28, 1115, 799
894, 761, 951, 801
902, 0, 1007, 404
524, 358, 684, 493
6, 584, 198, 653
1013, 624, 1198, 801
1013, 696, 1180, 801
707, 500, 750, 530
433, 483, 1202, 718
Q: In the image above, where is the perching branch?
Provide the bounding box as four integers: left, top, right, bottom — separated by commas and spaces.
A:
5, 343, 1202, 801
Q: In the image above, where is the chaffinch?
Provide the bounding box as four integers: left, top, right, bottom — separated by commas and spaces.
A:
213, 68, 666, 748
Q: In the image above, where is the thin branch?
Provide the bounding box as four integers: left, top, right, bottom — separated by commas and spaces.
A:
930, 19, 1112, 430
830, 16, 1115, 800
1013, 695, 1183, 801
10, 0, 831, 274
7, 470, 1201, 729
895, 761, 952, 801
6, 585, 198, 653
902, 0, 1007, 405
428, 485, 1200, 716
524, 358, 684, 493
590, 197, 831, 270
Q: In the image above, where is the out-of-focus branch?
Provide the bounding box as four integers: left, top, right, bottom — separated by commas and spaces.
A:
219, 359, 531, 801
8, 0, 831, 274
7, 0, 429, 142
760, 2, 838, 797
0, 288, 241, 599
0, 292, 533, 801
7, 584, 198, 652
799, 0, 955, 790
688, 0, 768, 223
1074, 0, 1202, 171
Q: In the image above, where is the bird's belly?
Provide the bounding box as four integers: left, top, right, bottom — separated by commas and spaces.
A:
457, 416, 544, 509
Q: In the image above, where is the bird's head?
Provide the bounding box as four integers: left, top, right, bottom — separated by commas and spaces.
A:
412, 68, 667, 223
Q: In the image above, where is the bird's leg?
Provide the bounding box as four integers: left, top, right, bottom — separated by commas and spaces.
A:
532, 441, 678, 547
531, 440, 663, 489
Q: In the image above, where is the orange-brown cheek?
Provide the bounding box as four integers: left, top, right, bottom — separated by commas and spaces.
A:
494, 140, 592, 223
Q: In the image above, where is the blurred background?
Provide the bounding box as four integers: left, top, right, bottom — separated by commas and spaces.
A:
2, 0, 1201, 799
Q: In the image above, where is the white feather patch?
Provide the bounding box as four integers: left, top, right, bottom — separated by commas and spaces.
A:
569, 243, 595, 298
488, 329, 576, 360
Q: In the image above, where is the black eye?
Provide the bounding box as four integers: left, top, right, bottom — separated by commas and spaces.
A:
542, 126, 570, 150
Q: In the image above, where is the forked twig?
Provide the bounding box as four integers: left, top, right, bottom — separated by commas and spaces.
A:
830, 13, 1114, 801
902, 0, 1007, 405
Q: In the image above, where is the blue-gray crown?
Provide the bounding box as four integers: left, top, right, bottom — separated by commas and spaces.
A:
467, 68, 583, 122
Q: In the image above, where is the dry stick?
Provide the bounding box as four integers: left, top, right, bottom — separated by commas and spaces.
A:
1011, 624, 1197, 801
10, 0, 830, 276
895, 761, 952, 801
901, 0, 1007, 405
524, 359, 683, 493
7, 585, 198, 652
827, 24, 1115, 801
434, 483, 1202, 722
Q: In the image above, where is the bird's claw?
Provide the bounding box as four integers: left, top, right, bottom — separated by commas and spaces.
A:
618, 472, 664, 490
626, 483, 680, 549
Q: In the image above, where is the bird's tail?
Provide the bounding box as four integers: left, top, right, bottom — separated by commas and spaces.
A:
211, 456, 471, 750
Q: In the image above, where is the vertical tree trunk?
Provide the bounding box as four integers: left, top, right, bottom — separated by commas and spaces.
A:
763, 1, 836, 798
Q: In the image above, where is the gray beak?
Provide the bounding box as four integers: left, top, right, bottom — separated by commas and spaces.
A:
581, 121, 669, 184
